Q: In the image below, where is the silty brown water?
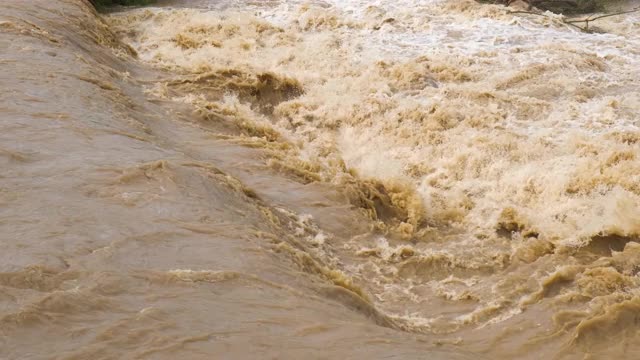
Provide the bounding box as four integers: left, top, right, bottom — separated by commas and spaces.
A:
2, 0, 640, 358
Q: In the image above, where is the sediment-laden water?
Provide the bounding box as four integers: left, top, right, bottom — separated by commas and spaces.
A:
2, 0, 640, 358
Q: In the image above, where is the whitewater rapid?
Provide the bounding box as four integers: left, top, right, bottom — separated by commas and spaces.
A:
2, 0, 640, 358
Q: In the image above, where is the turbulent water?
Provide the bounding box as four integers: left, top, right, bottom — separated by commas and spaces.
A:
2, 0, 640, 358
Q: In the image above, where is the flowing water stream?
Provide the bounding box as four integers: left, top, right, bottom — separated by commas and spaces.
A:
2, 0, 640, 358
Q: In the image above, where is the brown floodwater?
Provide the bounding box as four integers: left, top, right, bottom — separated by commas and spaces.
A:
2, 0, 640, 358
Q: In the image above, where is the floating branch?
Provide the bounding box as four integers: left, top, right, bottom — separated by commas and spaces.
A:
506, 6, 639, 32
564, 7, 640, 31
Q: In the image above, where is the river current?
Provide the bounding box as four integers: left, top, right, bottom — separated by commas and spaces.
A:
1, 0, 640, 358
